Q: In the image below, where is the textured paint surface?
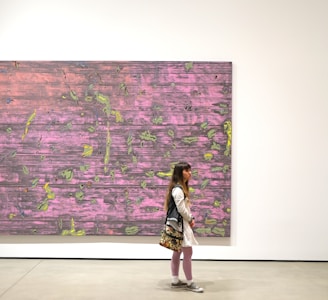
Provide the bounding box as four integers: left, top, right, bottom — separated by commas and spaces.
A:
0, 61, 232, 236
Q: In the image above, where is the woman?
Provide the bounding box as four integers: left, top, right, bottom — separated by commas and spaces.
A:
164, 162, 204, 293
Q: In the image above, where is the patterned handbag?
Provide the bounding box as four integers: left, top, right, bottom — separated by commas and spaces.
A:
159, 224, 183, 252
159, 185, 184, 251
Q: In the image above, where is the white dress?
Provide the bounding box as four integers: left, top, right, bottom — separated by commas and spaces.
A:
171, 186, 199, 247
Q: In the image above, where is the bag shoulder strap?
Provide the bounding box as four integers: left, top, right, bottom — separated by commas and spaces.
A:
166, 184, 184, 228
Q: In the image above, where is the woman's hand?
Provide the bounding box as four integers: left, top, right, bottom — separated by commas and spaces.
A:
189, 219, 195, 228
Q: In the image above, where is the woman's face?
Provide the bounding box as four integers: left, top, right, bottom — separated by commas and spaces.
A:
183, 168, 192, 182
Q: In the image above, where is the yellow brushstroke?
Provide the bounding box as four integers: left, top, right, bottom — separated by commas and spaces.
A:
8, 213, 16, 220
156, 171, 172, 178
61, 218, 85, 236
224, 120, 232, 156
22, 109, 36, 140
82, 144, 93, 157
95, 92, 109, 105
204, 152, 213, 161
43, 182, 55, 200
111, 110, 123, 122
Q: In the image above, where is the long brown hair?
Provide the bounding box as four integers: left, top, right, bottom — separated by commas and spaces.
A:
164, 162, 191, 211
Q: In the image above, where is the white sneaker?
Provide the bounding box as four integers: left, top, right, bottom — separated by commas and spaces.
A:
171, 280, 187, 288
186, 282, 204, 293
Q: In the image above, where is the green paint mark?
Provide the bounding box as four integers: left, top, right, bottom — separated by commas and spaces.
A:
127, 134, 133, 155
201, 179, 209, 189
185, 62, 193, 72
212, 227, 225, 237
65, 122, 72, 130
22, 165, 29, 175
95, 92, 110, 113
211, 141, 220, 151
80, 165, 90, 172
104, 122, 111, 173
85, 95, 93, 102
136, 197, 143, 205
168, 129, 175, 138
139, 131, 157, 142
60, 169, 73, 181
207, 129, 216, 139
205, 218, 217, 225
125, 226, 139, 235
127, 134, 133, 146
213, 200, 221, 207
6, 127, 12, 134
31, 178, 39, 188
141, 180, 147, 189
143, 206, 159, 213
200, 122, 208, 130
164, 150, 171, 158
121, 164, 128, 174
211, 165, 229, 173
70, 90, 78, 101
145, 170, 154, 177
75, 191, 84, 202
152, 116, 163, 125
153, 104, 162, 110
119, 83, 129, 96
182, 136, 198, 144
87, 126, 96, 133
11, 150, 17, 158
22, 109, 36, 140
195, 227, 211, 235
217, 108, 229, 115
37, 199, 49, 211
94, 175, 100, 182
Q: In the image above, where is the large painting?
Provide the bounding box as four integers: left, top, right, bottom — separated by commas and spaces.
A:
0, 61, 232, 237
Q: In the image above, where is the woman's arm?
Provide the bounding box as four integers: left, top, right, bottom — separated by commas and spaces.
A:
172, 187, 193, 222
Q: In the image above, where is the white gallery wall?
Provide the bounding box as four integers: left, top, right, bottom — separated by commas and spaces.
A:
0, 0, 327, 261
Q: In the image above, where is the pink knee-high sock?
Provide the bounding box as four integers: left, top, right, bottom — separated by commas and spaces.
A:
182, 247, 193, 281
171, 250, 182, 276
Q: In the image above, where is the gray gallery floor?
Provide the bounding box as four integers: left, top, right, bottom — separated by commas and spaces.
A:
0, 259, 327, 300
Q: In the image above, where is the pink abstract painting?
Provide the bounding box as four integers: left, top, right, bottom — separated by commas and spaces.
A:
0, 61, 232, 237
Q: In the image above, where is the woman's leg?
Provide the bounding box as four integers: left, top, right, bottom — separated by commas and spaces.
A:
182, 247, 193, 281
181, 247, 203, 292
171, 250, 182, 278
